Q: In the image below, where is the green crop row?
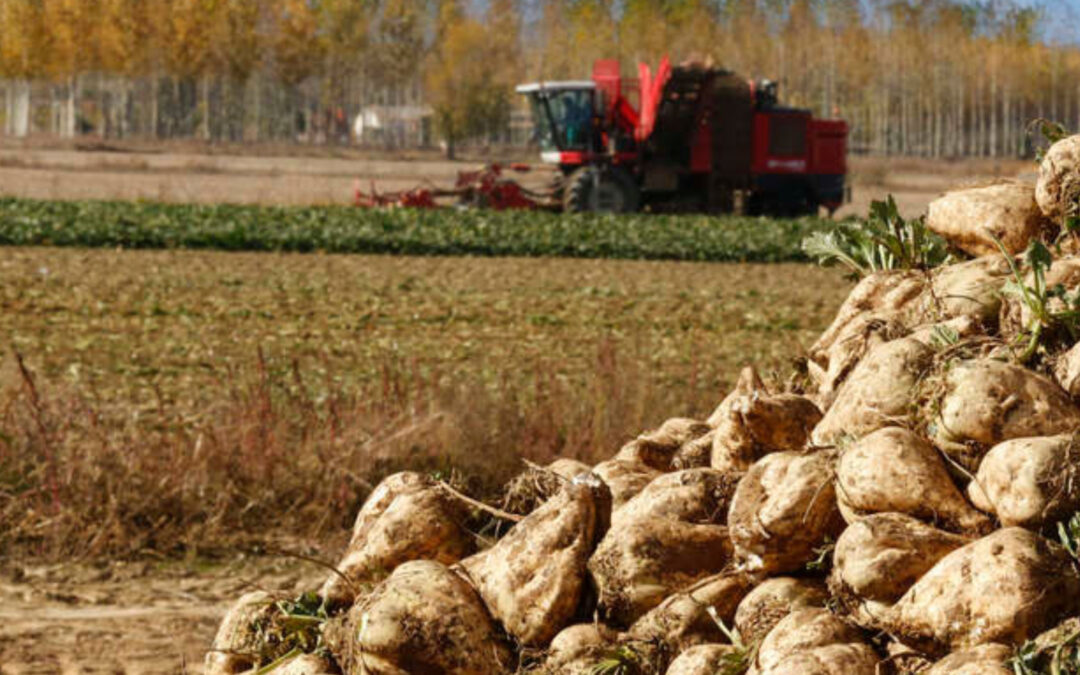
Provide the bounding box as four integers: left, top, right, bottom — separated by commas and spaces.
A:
0, 197, 835, 262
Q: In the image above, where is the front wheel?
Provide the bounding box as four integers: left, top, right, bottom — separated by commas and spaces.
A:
563, 166, 640, 214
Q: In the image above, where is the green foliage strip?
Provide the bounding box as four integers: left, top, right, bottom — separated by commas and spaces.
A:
0, 197, 833, 263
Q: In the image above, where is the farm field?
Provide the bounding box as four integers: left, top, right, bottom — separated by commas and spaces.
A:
0, 245, 850, 672
0, 147, 1035, 673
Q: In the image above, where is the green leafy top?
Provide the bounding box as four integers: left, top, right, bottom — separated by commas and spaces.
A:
1058, 512, 1080, 560
590, 644, 646, 675
248, 591, 331, 672
1033, 119, 1072, 163
996, 238, 1080, 363
802, 196, 950, 279
707, 607, 758, 675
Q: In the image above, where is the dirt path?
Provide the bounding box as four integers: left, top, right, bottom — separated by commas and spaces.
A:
0, 146, 1032, 216
0, 559, 325, 674
0, 148, 554, 206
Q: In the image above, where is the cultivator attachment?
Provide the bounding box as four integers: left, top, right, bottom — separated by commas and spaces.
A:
354, 163, 558, 210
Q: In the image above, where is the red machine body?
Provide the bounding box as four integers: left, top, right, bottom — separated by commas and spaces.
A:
518, 58, 849, 215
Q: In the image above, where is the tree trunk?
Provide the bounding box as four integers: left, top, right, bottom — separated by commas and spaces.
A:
444, 115, 456, 160
251, 76, 261, 143
63, 77, 78, 138
990, 68, 998, 157
98, 73, 108, 138
978, 77, 986, 157
200, 74, 211, 141
1051, 51, 1059, 124
13, 80, 31, 137
172, 77, 182, 138
1001, 86, 1009, 158
120, 80, 131, 138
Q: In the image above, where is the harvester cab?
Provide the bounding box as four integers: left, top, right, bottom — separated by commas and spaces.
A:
516, 58, 849, 216
515, 79, 642, 212
516, 81, 599, 161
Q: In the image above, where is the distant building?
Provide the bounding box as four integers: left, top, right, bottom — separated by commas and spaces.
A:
353, 105, 433, 148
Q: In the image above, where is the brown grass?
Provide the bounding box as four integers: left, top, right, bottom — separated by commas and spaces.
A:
0, 248, 848, 561
1, 336, 663, 560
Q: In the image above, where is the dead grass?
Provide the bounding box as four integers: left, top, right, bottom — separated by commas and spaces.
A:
0, 248, 849, 560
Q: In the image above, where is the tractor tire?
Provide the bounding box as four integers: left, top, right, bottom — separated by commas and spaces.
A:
563, 166, 641, 214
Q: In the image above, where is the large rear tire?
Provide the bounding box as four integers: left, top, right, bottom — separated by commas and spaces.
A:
563, 166, 640, 214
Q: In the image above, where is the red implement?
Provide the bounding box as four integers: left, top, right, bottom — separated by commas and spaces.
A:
354, 163, 552, 210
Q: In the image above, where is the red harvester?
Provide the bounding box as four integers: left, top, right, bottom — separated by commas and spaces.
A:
357, 58, 849, 216
517, 57, 848, 215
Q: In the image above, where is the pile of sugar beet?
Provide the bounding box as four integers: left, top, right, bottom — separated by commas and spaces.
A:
207, 137, 1080, 675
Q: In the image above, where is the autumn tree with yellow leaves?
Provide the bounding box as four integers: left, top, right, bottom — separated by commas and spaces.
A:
426, 0, 520, 158
0, 0, 39, 135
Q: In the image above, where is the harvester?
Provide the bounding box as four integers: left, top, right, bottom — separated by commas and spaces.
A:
357, 58, 849, 216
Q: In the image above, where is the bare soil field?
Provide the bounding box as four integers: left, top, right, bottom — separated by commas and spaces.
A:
843, 155, 1036, 218
0, 141, 1034, 217
0, 147, 507, 206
